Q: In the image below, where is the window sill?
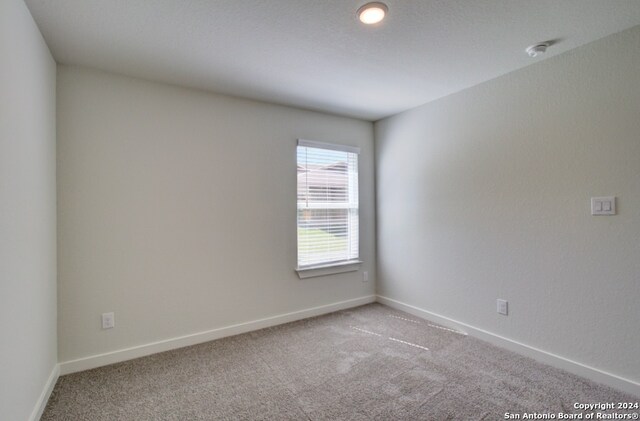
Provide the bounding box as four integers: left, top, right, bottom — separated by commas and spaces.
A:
296, 260, 362, 279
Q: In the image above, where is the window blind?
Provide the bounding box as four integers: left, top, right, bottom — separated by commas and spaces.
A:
297, 140, 359, 268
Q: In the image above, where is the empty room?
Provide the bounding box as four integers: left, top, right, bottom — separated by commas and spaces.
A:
2, 0, 640, 420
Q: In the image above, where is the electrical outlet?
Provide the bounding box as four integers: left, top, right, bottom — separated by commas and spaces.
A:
363, 271, 369, 282
102, 312, 115, 329
497, 299, 508, 316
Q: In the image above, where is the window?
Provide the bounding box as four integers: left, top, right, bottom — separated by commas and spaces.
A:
297, 139, 360, 272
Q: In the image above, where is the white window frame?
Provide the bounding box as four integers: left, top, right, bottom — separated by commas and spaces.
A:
296, 139, 361, 278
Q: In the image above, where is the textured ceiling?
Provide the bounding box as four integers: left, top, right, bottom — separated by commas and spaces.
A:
25, 0, 640, 120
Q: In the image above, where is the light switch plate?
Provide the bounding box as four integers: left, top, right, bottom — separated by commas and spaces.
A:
591, 197, 616, 215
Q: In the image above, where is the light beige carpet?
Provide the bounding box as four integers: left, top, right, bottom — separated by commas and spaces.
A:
43, 303, 636, 420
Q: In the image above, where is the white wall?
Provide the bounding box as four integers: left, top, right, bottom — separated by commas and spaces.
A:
376, 26, 640, 386
0, 0, 57, 420
57, 66, 375, 364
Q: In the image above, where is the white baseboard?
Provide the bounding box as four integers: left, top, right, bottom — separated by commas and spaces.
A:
29, 363, 59, 421
376, 295, 640, 397
59, 295, 376, 375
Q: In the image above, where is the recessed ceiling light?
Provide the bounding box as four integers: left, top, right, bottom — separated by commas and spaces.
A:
357, 2, 388, 25
526, 42, 550, 58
